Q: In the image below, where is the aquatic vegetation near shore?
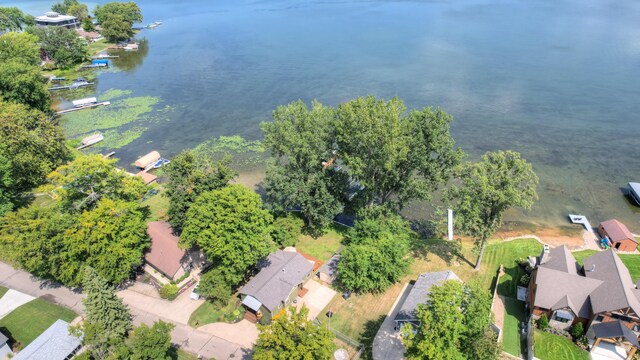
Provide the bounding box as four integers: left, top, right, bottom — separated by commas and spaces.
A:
95, 127, 148, 149
194, 135, 267, 169
61, 96, 160, 137
100, 89, 133, 101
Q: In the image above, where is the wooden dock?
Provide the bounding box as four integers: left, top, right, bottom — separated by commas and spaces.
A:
48, 83, 94, 91
56, 101, 110, 115
569, 214, 595, 233
80, 64, 108, 69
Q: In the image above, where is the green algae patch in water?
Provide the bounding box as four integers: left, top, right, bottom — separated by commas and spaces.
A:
193, 135, 267, 169
100, 89, 133, 101
95, 127, 148, 150
61, 95, 160, 137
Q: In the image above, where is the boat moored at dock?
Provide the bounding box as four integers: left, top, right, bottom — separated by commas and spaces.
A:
628, 182, 640, 206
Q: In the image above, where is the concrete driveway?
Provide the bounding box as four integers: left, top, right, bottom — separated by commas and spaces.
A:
0, 289, 35, 319
372, 283, 412, 360
296, 279, 337, 320
590, 342, 627, 360
198, 320, 258, 348
117, 283, 204, 325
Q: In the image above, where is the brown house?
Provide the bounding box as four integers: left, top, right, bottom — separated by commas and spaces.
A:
598, 219, 638, 252
528, 246, 640, 358
145, 221, 189, 280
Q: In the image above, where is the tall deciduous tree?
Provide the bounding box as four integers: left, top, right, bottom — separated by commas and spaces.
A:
337, 207, 413, 293
447, 151, 538, 270
46, 155, 147, 212
0, 146, 14, 217
28, 26, 89, 68
335, 96, 463, 208
261, 100, 348, 233
0, 61, 51, 112
164, 150, 236, 232
182, 184, 274, 286
94, 2, 143, 24
127, 321, 175, 360
253, 306, 336, 360
0, 32, 41, 66
0, 101, 68, 193
100, 13, 134, 42
82, 267, 132, 359
0, 7, 34, 32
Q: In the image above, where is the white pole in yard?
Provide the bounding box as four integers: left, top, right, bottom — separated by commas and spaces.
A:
448, 209, 453, 241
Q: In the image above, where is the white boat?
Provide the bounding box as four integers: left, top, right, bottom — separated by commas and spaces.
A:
72, 97, 97, 107
629, 182, 640, 206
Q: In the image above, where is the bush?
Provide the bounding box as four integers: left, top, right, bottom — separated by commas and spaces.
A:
271, 215, 304, 248
198, 269, 232, 306
570, 322, 584, 339
536, 314, 549, 330
519, 274, 530, 286
258, 310, 272, 325
159, 283, 179, 300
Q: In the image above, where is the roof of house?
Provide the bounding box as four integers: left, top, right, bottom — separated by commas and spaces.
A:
318, 254, 340, 277
13, 319, 81, 360
538, 245, 581, 274
395, 271, 461, 322
35, 12, 77, 23
145, 221, 186, 278
0, 331, 7, 345
533, 246, 640, 319
599, 219, 636, 243
240, 250, 314, 312
136, 171, 158, 185
592, 320, 640, 348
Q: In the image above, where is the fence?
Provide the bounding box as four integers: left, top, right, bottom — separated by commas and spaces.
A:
313, 319, 364, 359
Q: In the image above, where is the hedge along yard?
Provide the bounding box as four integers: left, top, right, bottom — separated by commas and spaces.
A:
310, 235, 544, 358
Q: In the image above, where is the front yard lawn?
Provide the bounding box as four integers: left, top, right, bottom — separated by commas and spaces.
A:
483, 239, 543, 298
573, 250, 640, 281
0, 298, 77, 347
502, 297, 526, 357
296, 223, 348, 262
188, 297, 242, 327
534, 330, 590, 360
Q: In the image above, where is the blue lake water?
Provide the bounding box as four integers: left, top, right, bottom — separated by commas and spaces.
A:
4, 0, 640, 230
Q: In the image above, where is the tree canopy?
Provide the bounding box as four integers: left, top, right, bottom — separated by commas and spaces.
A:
401, 280, 500, 360
100, 13, 135, 42
0, 146, 14, 217
0, 101, 69, 193
46, 154, 147, 212
164, 150, 236, 232
253, 306, 336, 360
0, 61, 51, 112
52, 0, 89, 21
0, 32, 41, 66
337, 207, 413, 293
94, 2, 143, 24
28, 26, 89, 69
0, 7, 34, 32
182, 184, 274, 286
447, 150, 538, 269
126, 321, 175, 360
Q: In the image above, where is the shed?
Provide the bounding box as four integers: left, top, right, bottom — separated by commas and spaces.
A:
145, 221, 187, 280
13, 320, 82, 360
598, 219, 637, 252
135, 151, 161, 169
136, 171, 157, 185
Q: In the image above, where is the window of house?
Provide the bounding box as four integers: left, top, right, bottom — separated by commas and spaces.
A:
595, 315, 604, 322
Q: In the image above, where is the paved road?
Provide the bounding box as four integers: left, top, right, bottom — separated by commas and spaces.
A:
0, 262, 251, 360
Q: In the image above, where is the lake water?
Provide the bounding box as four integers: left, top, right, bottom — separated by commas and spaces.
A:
5, 0, 640, 231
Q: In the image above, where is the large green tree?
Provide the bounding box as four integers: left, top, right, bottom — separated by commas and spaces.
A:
0, 7, 34, 32
0, 101, 68, 193
126, 321, 175, 360
81, 267, 132, 359
164, 150, 236, 232
28, 26, 89, 69
337, 207, 413, 293
253, 306, 336, 360
52, 1, 89, 21
0, 61, 51, 112
0, 146, 14, 217
261, 100, 349, 233
335, 96, 463, 208
181, 184, 274, 286
46, 155, 146, 212
0, 32, 41, 66
401, 280, 499, 360
100, 13, 135, 42
94, 2, 143, 24
447, 151, 538, 270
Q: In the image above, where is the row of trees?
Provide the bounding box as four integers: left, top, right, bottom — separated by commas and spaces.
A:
94, 2, 143, 42
0, 156, 149, 286
78, 267, 174, 360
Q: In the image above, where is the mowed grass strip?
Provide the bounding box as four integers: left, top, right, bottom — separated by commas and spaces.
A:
534, 330, 590, 360
296, 224, 348, 262
502, 297, 526, 357
0, 298, 77, 346
483, 239, 543, 298
573, 249, 640, 281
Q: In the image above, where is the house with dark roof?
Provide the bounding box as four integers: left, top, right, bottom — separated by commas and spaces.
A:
145, 221, 190, 280
0, 331, 11, 359
598, 219, 638, 252
13, 319, 82, 360
239, 250, 314, 322
394, 271, 461, 330
528, 246, 640, 358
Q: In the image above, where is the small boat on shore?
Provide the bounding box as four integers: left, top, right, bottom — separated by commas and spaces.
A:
152, 158, 170, 169
628, 182, 640, 206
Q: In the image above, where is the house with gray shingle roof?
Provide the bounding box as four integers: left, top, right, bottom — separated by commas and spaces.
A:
13, 319, 82, 360
529, 246, 640, 358
239, 250, 314, 322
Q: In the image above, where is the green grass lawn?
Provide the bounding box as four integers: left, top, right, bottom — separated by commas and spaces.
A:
534, 330, 590, 360
0, 286, 7, 299
573, 250, 640, 281
483, 239, 543, 297
141, 185, 170, 221
296, 223, 348, 262
188, 297, 242, 327
171, 348, 199, 360
503, 297, 527, 357
0, 298, 77, 347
